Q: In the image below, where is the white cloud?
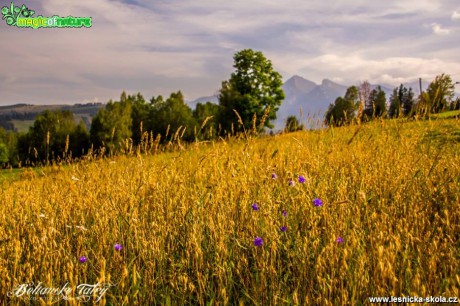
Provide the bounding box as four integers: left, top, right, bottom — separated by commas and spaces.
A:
431, 23, 450, 35
452, 9, 460, 20
296, 54, 460, 87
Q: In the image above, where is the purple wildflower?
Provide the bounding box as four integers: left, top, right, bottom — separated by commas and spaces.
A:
79, 256, 87, 263
298, 175, 306, 183
252, 203, 259, 211
282, 210, 287, 217
337, 237, 343, 243
280, 226, 287, 232
271, 173, 278, 179
253, 237, 263, 247
114, 243, 122, 251
313, 198, 323, 207
288, 179, 295, 187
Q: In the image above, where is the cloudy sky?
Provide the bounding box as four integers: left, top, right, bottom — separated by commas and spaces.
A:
1, 0, 459, 105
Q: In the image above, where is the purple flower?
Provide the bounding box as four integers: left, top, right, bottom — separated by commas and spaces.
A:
282, 210, 287, 217
298, 175, 306, 183
313, 198, 323, 207
288, 179, 295, 187
280, 226, 287, 232
114, 243, 122, 251
337, 237, 343, 243
271, 173, 278, 179
79, 256, 87, 263
251, 203, 259, 211
253, 237, 263, 247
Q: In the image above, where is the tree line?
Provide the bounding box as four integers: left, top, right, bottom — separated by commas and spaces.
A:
325, 74, 458, 126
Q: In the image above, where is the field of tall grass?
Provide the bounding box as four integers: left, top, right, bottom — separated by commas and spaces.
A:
1, 118, 459, 305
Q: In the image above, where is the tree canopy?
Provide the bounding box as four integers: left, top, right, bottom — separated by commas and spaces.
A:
218, 49, 284, 132
148, 91, 196, 142
363, 86, 387, 119
90, 93, 132, 153
284, 116, 304, 132
193, 102, 221, 140
0, 142, 8, 164
426, 73, 455, 113
18, 110, 89, 163
324, 86, 359, 126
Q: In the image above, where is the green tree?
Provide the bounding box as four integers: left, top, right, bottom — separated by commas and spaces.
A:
193, 102, 220, 139
0, 127, 18, 166
324, 86, 359, 126
0, 142, 8, 164
284, 116, 304, 132
150, 95, 165, 108
373, 86, 387, 118
18, 110, 89, 163
218, 49, 285, 132
363, 86, 387, 119
426, 74, 455, 113
389, 84, 414, 118
389, 88, 402, 118
451, 97, 460, 111
217, 80, 241, 135
148, 91, 196, 142
90, 94, 132, 153
399, 85, 415, 116
72, 121, 90, 156
129, 93, 149, 145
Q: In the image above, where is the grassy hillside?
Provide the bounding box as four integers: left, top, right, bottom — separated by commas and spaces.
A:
429, 109, 460, 119
1, 118, 459, 305
9, 119, 35, 133
0, 103, 104, 132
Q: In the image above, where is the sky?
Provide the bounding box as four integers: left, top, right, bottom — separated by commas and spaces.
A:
0, 0, 459, 105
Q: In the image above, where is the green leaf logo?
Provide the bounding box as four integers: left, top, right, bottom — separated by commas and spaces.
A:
2, 2, 35, 26
0, 2, 19, 26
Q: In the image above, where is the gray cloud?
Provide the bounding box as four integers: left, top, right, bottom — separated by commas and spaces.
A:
0, 0, 459, 105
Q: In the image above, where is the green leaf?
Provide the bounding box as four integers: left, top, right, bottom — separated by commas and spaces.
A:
2, 12, 13, 20
6, 16, 14, 25
1, 6, 10, 16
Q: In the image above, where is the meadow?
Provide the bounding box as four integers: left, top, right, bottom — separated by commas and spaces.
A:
0, 117, 459, 305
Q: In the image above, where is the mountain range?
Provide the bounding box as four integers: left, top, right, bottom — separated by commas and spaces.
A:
189, 76, 430, 130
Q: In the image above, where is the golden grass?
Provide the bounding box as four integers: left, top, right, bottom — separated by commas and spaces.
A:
1, 118, 459, 305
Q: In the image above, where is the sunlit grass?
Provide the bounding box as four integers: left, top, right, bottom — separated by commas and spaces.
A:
429, 110, 460, 119
1, 118, 459, 305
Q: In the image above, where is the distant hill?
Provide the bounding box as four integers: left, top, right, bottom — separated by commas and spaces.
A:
187, 95, 219, 109
276, 77, 348, 129
275, 76, 429, 130
0, 103, 104, 132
